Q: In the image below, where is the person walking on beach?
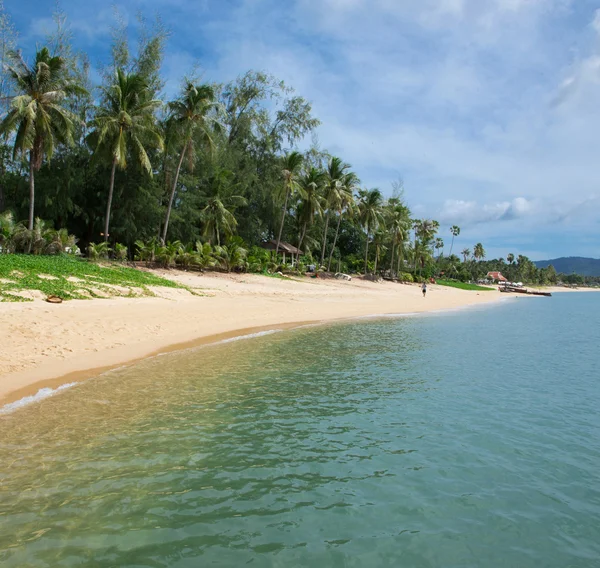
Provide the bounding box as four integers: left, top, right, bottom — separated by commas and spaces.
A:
422, 281, 427, 297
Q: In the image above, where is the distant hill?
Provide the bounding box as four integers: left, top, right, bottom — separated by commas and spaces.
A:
534, 257, 600, 276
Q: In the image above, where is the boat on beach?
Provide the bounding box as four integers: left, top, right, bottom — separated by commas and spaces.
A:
499, 283, 552, 297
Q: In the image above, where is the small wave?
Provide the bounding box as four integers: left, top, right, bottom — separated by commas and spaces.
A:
218, 329, 282, 344
0, 382, 78, 415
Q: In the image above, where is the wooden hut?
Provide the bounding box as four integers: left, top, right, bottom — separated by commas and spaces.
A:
261, 240, 302, 266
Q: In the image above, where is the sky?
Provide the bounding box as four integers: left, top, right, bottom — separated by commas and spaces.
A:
4, 0, 600, 260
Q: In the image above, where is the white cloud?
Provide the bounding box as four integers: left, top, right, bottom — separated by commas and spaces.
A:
436, 197, 534, 226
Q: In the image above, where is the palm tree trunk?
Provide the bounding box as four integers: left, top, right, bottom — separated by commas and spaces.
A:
449, 235, 455, 257
275, 188, 289, 261
390, 238, 396, 275
320, 211, 330, 266
28, 152, 35, 231
297, 222, 307, 265
104, 157, 118, 243
161, 143, 187, 244
327, 212, 342, 272
364, 225, 369, 275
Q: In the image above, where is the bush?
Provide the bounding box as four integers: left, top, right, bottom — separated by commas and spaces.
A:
88, 242, 111, 260
0, 213, 78, 256
399, 272, 414, 283
114, 243, 128, 261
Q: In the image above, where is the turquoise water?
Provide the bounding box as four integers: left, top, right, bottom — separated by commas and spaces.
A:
1, 294, 600, 567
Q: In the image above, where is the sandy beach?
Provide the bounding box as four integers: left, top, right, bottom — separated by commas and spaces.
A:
0, 271, 588, 407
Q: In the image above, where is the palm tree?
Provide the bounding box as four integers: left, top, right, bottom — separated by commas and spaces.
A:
386, 199, 411, 275
449, 225, 460, 256
275, 151, 303, 257
372, 230, 387, 274
213, 237, 248, 272
507, 253, 515, 265
0, 48, 80, 231
296, 166, 325, 262
357, 188, 384, 275
90, 69, 163, 242
473, 242, 486, 262
199, 170, 247, 246
435, 237, 444, 259
327, 171, 358, 271
161, 82, 221, 243
320, 156, 350, 266
461, 248, 471, 263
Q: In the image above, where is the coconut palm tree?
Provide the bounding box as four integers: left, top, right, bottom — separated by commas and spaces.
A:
449, 225, 460, 256
372, 230, 387, 275
161, 81, 221, 243
0, 47, 80, 231
296, 166, 325, 262
357, 188, 384, 275
461, 247, 471, 263
90, 69, 163, 242
435, 237, 444, 259
507, 253, 515, 265
386, 199, 411, 275
275, 151, 303, 257
199, 170, 247, 246
473, 242, 486, 261
327, 170, 358, 271
320, 156, 350, 265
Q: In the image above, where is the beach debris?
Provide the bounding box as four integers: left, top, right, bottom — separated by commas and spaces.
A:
46, 295, 63, 304
335, 273, 352, 281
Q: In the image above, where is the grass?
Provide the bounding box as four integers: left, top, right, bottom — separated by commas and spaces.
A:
0, 254, 184, 302
436, 279, 495, 291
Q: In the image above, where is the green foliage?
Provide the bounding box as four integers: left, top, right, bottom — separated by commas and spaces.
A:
156, 240, 183, 268
212, 237, 248, 272
88, 241, 110, 260
0, 46, 82, 229
399, 272, 414, 283
114, 242, 128, 261
0, 215, 78, 255
0, 254, 181, 301
436, 279, 494, 291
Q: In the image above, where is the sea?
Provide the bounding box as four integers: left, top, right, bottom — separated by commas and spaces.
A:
1, 293, 599, 567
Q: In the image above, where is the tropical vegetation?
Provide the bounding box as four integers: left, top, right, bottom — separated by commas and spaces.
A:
0, 7, 593, 293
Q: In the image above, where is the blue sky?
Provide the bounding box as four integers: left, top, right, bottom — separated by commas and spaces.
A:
5, 0, 600, 260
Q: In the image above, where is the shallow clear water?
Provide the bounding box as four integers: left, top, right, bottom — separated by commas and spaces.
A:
1, 294, 600, 567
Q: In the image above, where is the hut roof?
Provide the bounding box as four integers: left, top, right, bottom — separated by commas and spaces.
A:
487, 271, 507, 281
261, 240, 302, 255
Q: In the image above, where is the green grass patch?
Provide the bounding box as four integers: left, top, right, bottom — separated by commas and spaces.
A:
436, 279, 495, 291
0, 254, 184, 302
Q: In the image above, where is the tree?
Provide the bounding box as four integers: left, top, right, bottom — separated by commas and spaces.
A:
507, 253, 515, 265
461, 248, 471, 263
275, 151, 303, 256
327, 171, 357, 271
162, 81, 221, 243
357, 188, 384, 275
296, 166, 325, 261
0, 47, 79, 231
449, 225, 460, 256
90, 69, 163, 242
320, 156, 349, 265
199, 169, 247, 245
435, 237, 444, 259
385, 198, 411, 275
473, 242, 486, 261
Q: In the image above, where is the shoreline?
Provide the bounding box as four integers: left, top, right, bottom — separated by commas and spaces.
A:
0, 271, 592, 411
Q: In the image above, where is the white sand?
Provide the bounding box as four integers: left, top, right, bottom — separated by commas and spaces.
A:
0, 271, 585, 405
